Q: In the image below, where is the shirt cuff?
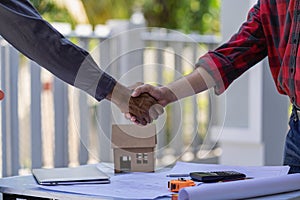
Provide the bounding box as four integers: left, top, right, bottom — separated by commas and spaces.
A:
95, 73, 117, 101
195, 53, 227, 95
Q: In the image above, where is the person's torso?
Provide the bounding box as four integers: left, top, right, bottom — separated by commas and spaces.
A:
261, 0, 300, 107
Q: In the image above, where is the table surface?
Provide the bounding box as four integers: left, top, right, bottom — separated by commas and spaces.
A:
1, 175, 300, 200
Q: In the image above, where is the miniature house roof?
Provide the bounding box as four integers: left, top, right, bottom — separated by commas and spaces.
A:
111, 124, 156, 149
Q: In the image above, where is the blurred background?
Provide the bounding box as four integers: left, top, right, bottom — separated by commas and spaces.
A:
0, 0, 289, 177
30, 0, 220, 34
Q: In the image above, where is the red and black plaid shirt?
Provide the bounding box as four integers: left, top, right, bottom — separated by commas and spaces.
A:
197, 0, 300, 107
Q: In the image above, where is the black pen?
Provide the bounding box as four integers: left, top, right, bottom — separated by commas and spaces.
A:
166, 173, 190, 177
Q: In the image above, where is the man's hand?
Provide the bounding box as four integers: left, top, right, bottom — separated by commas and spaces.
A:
106, 82, 163, 125
132, 84, 176, 107
128, 68, 216, 124
128, 84, 175, 125
129, 93, 163, 125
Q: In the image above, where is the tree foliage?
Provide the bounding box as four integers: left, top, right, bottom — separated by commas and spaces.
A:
142, 0, 220, 34
81, 0, 220, 34
80, 0, 135, 25
29, 0, 76, 27
30, 0, 220, 34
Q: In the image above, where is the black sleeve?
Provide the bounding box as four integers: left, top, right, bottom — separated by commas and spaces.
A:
0, 0, 116, 101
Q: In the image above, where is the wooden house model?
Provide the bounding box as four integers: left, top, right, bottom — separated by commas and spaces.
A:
111, 124, 157, 173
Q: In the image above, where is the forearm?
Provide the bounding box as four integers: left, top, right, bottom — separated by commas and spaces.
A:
105, 82, 132, 112
195, 2, 267, 95
162, 67, 215, 105
0, 0, 115, 101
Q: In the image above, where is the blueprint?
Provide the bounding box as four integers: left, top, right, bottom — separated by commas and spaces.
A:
38, 162, 291, 199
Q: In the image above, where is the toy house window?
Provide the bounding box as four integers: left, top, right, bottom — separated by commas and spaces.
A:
136, 153, 142, 164
136, 153, 148, 164
143, 153, 148, 164
120, 156, 131, 171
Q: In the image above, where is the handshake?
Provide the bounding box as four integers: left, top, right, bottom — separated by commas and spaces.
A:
108, 82, 176, 126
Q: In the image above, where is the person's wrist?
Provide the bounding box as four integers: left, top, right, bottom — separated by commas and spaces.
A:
160, 86, 177, 106
106, 83, 131, 113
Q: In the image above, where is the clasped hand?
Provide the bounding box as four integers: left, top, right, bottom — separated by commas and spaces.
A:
126, 83, 175, 126
128, 92, 163, 125
109, 82, 164, 126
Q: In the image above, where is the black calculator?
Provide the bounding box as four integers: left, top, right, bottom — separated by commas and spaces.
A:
189, 171, 246, 183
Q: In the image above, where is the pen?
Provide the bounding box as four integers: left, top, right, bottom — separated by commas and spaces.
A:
166, 174, 190, 177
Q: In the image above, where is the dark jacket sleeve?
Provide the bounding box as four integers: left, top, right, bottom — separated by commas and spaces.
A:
0, 0, 116, 101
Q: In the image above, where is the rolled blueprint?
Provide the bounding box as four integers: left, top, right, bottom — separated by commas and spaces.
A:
178, 173, 300, 200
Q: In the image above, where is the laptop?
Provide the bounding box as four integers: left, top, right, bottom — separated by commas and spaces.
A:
32, 164, 110, 185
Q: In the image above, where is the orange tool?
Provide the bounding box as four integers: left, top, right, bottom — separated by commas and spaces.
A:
168, 178, 195, 192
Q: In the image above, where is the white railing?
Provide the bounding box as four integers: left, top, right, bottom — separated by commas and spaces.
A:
0, 19, 221, 177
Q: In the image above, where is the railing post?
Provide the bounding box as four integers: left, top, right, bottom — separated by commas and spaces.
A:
1, 44, 20, 177
191, 43, 202, 157
75, 24, 93, 165
153, 32, 167, 160
106, 17, 146, 117
169, 41, 184, 157
95, 18, 146, 162
30, 62, 42, 169
96, 30, 113, 162
54, 78, 69, 167
78, 91, 89, 164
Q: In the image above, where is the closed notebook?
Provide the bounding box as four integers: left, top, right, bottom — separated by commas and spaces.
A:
32, 165, 110, 185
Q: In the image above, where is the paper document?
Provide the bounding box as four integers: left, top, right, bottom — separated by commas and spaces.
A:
40, 169, 171, 199
179, 173, 300, 200
37, 162, 293, 199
